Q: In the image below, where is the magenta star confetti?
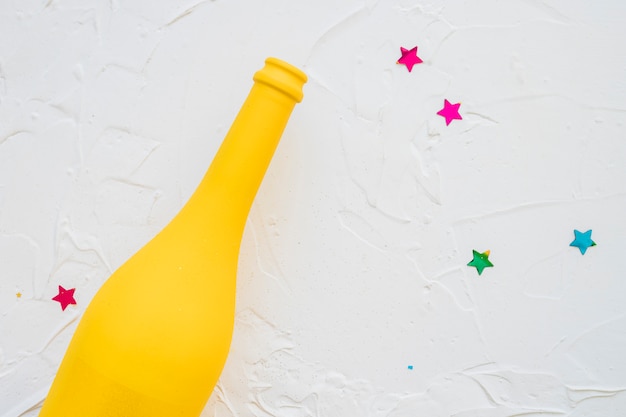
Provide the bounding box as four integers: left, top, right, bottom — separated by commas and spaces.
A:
52, 285, 76, 311
397, 46, 423, 72
437, 99, 462, 125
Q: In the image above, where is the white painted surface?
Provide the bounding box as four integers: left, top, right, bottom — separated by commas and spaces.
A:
1, 0, 626, 415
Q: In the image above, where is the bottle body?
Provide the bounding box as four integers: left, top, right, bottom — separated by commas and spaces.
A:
39, 58, 306, 416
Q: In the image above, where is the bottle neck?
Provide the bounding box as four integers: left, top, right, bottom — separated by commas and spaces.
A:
175, 82, 299, 246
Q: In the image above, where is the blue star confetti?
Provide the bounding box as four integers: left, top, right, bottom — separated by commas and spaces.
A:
569, 229, 596, 255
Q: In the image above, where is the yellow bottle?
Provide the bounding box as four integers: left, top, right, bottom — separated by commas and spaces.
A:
39, 58, 306, 416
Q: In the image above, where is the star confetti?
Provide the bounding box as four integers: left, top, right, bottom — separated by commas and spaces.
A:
397, 46, 423, 72
52, 285, 76, 311
437, 99, 462, 125
570, 229, 596, 255
467, 250, 493, 275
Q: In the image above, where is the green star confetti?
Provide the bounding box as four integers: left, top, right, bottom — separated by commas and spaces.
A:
467, 250, 493, 275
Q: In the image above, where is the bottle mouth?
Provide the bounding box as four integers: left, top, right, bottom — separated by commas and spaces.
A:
253, 57, 307, 103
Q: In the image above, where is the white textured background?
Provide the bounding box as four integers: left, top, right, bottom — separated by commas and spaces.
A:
2, 0, 626, 416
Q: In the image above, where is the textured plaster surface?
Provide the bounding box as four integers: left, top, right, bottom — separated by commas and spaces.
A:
1, 0, 626, 415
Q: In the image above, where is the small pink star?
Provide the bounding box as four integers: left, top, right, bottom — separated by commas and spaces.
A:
52, 285, 76, 311
397, 46, 423, 72
437, 99, 462, 125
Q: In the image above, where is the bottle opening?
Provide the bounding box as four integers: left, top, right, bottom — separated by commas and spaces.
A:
253, 57, 307, 103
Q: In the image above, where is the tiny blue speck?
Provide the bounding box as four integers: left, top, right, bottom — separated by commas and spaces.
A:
408, 365, 413, 370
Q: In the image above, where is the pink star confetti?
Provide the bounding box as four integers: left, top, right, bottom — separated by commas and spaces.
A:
52, 285, 76, 311
437, 99, 462, 125
397, 46, 423, 72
